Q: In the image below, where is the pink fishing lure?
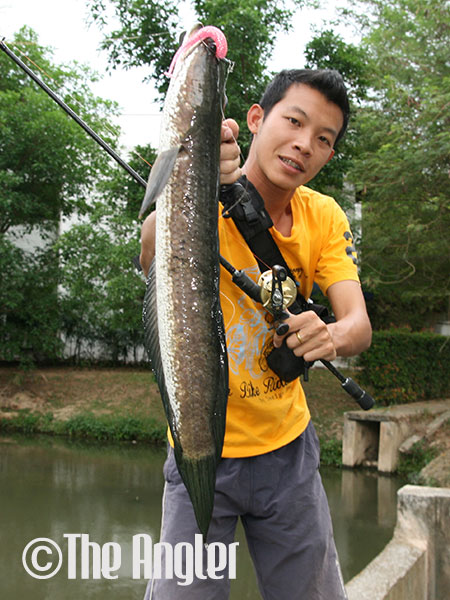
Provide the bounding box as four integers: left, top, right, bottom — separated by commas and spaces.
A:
166, 26, 228, 76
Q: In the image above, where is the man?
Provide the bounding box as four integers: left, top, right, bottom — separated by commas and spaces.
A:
141, 69, 372, 599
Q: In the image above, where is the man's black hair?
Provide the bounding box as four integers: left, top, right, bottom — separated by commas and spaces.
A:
259, 69, 350, 146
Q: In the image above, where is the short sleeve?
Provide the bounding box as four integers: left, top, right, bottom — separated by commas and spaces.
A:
314, 201, 360, 294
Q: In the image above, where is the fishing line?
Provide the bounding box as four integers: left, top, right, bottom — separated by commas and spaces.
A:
219, 223, 272, 274
219, 290, 236, 329
103, 31, 172, 42
13, 45, 54, 79
218, 102, 274, 275
2, 38, 131, 156
2, 35, 269, 286
132, 150, 152, 167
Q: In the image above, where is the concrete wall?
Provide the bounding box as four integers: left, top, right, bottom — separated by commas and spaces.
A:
343, 402, 450, 474
346, 485, 450, 600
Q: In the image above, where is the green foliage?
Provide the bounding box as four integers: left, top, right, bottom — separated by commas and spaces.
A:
357, 329, 450, 404
87, 0, 310, 155
364, 292, 445, 332
61, 413, 165, 442
54, 144, 155, 362
319, 437, 342, 467
0, 27, 120, 236
340, 0, 450, 311
0, 238, 62, 366
87, 0, 180, 96
0, 409, 166, 442
0, 411, 43, 434
96, 143, 157, 218
305, 29, 370, 101
0, 27, 130, 366
56, 193, 145, 363
397, 439, 439, 484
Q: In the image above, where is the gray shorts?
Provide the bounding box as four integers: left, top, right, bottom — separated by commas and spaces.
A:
144, 421, 347, 599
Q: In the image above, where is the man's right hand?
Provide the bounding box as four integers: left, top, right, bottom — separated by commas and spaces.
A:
220, 118, 241, 185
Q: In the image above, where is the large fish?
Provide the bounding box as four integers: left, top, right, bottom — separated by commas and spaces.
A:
140, 27, 231, 538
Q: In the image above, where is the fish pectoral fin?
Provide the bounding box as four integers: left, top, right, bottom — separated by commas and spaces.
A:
138, 146, 181, 218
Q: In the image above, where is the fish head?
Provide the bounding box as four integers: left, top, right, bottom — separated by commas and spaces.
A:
178, 23, 203, 46
167, 25, 229, 77
138, 26, 232, 218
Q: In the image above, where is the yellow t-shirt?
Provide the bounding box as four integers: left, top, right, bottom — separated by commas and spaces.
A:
218, 185, 360, 458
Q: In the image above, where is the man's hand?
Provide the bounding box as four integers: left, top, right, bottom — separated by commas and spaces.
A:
272, 280, 372, 362
140, 212, 156, 279
273, 311, 337, 363
220, 118, 241, 185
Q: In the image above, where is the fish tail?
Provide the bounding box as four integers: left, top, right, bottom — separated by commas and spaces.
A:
176, 452, 217, 539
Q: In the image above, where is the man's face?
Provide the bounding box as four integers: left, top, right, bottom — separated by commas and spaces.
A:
247, 83, 344, 191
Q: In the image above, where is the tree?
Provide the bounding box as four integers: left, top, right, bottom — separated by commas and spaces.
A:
0, 237, 61, 365
0, 27, 121, 363
87, 0, 310, 154
339, 0, 450, 324
56, 145, 156, 361
0, 27, 119, 237
57, 210, 144, 363
303, 30, 370, 210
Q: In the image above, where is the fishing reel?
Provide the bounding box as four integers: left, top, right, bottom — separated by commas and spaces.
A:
258, 265, 298, 335
258, 266, 297, 313
258, 265, 309, 381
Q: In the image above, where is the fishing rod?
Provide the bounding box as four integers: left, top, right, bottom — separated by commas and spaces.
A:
220, 260, 374, 410
0, 38, 238, 276
1, 38, 373, 410
0, 39, 147, 189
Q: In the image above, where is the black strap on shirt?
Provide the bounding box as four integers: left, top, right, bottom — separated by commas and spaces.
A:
220, 177, 329, 319
219, 178, 374, 407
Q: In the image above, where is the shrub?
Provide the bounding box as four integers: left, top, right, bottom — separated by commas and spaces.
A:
357, 329, 449, 405
0, 410, 166, 443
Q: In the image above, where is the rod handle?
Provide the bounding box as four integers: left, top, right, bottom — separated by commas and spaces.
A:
341, 377, 374, 410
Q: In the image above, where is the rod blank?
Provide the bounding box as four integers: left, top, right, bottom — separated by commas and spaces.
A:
0, 39, 147, 189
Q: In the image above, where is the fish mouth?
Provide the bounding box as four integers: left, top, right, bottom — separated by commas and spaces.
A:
279, 156, 305, 172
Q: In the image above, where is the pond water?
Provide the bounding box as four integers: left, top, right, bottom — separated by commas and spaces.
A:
0, 435, 406, 599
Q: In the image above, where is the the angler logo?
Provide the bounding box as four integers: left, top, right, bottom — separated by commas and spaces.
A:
22, 534, 239, 586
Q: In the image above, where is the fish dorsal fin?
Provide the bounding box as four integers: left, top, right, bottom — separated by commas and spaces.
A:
138, 146, 181, 218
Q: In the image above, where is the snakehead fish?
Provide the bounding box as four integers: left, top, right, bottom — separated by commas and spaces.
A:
140, 27, 231, 538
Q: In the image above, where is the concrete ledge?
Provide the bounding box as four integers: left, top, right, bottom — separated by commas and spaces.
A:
346, 540, 426, 600
342, 401, 450, 473
345, 485, 450, 600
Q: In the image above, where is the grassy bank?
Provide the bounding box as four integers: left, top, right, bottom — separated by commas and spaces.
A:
0, 410, 166, 442
0, 365, 362, 465
2, 365, 446, 478
0, 366, 166, 441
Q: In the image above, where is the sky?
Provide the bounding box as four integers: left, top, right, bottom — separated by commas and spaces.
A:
1, 0, 344, 152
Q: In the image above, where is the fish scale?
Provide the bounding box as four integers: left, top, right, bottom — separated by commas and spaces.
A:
141, 28, 231, 538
